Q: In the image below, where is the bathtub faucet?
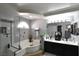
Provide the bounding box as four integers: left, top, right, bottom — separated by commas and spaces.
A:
18, 45, 21, 50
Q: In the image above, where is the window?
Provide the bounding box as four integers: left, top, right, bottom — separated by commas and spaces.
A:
17, 21, 29, 29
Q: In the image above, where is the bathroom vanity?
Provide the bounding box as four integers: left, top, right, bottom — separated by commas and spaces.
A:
44, 39, 78, 56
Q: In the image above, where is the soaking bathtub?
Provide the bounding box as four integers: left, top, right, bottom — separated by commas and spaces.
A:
8, 39, 41, 56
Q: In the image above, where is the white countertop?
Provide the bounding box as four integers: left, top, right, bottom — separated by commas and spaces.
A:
44, 38, 78, 46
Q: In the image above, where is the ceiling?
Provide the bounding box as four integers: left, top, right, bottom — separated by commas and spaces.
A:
11, 3, 79, 16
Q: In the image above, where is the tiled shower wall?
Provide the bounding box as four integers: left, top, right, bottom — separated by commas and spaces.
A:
0, 4, 19, 56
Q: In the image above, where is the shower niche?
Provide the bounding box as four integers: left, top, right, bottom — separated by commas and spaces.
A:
0, 27, 7, 34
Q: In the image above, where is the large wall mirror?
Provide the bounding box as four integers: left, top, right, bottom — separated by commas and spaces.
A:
71, 23, 79, 35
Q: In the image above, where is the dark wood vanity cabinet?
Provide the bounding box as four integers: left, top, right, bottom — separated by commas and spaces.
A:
44, 41, 78, 56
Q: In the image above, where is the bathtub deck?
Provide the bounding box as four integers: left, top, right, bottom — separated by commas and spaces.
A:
24, 50, 56, 56
9, 39, 41, 56
12, 39, 40, 49
24, 50, 44, 56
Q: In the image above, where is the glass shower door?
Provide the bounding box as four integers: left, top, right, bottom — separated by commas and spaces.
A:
0, 20, 12, 56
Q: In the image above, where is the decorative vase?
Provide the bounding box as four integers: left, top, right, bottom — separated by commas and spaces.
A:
29, 34, 33, 42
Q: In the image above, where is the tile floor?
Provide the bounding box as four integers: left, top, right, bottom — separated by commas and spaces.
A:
43, 52, 56, 56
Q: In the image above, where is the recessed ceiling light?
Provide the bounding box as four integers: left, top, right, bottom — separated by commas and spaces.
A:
18, 12, 44, 20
